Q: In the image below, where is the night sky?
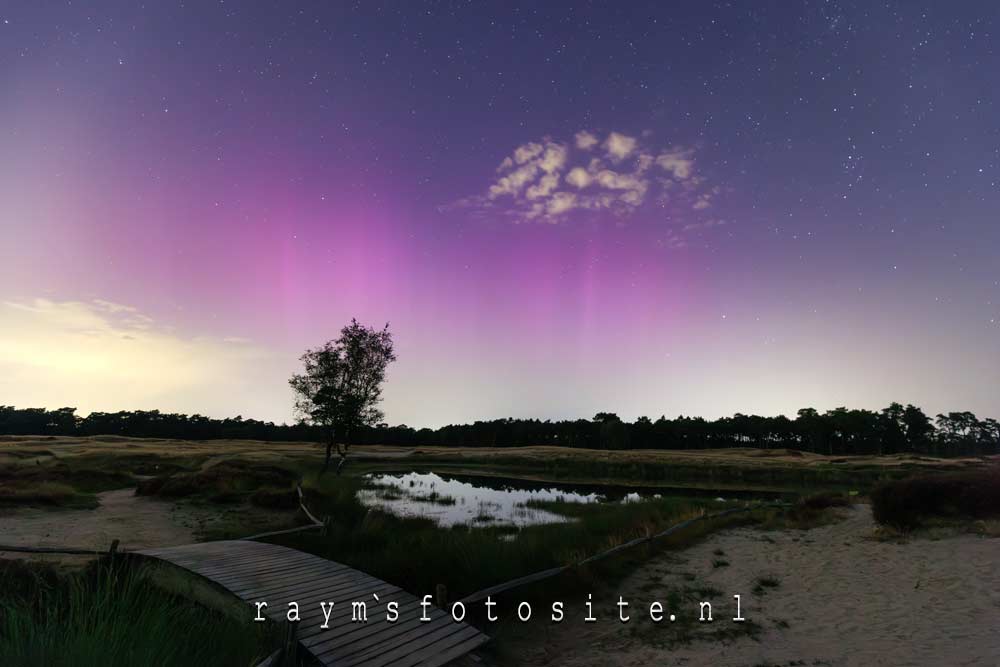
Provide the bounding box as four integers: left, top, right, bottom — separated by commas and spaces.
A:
1, 2, 997, 426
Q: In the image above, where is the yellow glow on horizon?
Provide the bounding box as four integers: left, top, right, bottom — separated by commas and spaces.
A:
0, 298, 278, 417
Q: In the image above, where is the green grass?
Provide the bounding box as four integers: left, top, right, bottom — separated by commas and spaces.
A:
0, 560, 277, 667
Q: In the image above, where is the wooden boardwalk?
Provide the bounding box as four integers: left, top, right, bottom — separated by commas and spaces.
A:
137, 540, 488, 666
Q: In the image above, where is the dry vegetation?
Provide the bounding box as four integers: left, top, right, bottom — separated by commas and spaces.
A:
2, 435, 995, 509
870, 467, 1000, 529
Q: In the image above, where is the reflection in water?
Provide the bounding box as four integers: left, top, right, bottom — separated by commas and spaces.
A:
357, 471, 611, 527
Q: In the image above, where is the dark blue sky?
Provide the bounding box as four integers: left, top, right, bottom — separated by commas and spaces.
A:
1, 1, 997, 424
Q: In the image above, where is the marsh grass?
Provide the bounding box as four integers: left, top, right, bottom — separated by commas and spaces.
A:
0, 560, 277, 667
0, 465, 134, 509
280, 475, 749, 603
408, 490, 458, 505
754, 492, 852, 531
136, 459, 299, 505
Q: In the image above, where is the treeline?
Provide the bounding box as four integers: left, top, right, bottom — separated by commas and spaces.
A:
2, 404, 998, 457
0, 407, 322, 442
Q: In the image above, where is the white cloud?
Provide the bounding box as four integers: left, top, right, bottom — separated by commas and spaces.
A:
565, 167, 592, 188
463, 130, 720, 230
514, 142, 544, 165
488, 162, 539, 199
546, 192, 577, 216
575, 131, 599, 150
656, 148, 695, 179
605, 132, 637, 161
538, 143, 568, 173
0, 299, 277, 417
526, 172, 560, 200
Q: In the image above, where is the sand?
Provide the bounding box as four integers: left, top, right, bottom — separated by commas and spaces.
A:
0, 488, 197, 556
514, 506, 1000, 667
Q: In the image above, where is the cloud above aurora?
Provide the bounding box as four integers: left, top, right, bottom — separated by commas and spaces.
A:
460, 131, 722, 226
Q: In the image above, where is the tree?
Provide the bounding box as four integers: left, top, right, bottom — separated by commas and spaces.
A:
901, 404, 933, 451
878, 403, 907, 455
795, 407, 829, 454
289, 319, 396, 475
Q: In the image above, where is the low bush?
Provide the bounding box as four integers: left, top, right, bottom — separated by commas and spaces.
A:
136, 460, 298, 504
799, 491, 851, 511
870, 468, 1000, 529
0, 481, 83, 507
0, 465, 134, 508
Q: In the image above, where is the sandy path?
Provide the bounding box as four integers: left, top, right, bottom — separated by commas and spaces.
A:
0, 488, 196, 555
515, 506, 1000, 667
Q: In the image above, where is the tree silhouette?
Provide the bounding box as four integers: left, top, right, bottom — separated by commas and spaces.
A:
1, 400, 997, 457
901, 404, 933, 451
289, 319, 396, 475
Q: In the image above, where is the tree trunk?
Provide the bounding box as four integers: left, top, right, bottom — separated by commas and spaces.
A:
319, 427, 337, 477
335, 428, 350, 475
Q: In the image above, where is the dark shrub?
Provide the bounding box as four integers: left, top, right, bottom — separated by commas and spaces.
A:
799, 491, 851, 511
871, 468, 1000, 529
135, 460, 298, 502
135, 475, 168, 496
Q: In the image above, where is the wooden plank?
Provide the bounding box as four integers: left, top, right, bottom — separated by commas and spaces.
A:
350, 622, 477, 667
144, 539, 263, 555
137, 539, 488, 667
193, 560, 336, 589
265, 578, 398, 613
209, 557, 345, 585
163, 543, 311, 568
414, 633, 491, 667
210, 561, 349, 593
316, 610, 451, 665
391, 626, 485, 667
275, 583, 406, 635
234, 568, 385, 602
302, 599, 429, 653
175, 552, 323, 580
254, 581, 405, 629
142, 545, 285, 570
207, 554, 340, 583
179, 545, 320, 569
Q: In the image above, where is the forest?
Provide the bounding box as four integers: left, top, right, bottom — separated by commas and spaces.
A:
2, 404, 997, 457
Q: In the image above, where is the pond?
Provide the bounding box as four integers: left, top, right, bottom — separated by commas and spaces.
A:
357, 471, 675, 527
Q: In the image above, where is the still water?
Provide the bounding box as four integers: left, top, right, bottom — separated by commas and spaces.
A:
357, 471, 655, 527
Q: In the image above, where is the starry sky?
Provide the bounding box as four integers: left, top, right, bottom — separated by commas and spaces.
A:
1, 1, 998, 426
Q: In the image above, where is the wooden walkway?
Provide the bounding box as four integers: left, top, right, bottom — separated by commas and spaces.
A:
136, 540, 488, 666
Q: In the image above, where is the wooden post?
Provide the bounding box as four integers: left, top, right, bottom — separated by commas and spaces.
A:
108, 539, 120, 566
435, 583, 448, 609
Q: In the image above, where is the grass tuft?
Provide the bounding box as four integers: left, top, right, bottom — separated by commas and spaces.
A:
0, 560, 277, 667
